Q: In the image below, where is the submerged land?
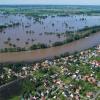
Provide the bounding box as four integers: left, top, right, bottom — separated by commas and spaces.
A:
0, 5, 100, 100
0, 5, 100, 52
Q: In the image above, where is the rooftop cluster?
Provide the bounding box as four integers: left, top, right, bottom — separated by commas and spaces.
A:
0, 45, 100, 100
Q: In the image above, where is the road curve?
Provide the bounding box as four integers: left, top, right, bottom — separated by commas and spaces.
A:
0, 32, 100, 63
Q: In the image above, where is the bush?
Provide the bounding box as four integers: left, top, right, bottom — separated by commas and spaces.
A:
30, 43, 48, 50
52, 42, 64, 46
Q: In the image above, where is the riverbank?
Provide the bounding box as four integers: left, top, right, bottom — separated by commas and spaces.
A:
0, 32, 100, 63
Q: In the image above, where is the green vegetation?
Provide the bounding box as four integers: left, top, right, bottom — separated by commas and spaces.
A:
0, 47, 26, 53
10, 96, 20, 100
53, 25, 100, 47
0, 22, 20, 31
53, 41, 64, 46
30, 43, 48, 50
1, 5, 100, 17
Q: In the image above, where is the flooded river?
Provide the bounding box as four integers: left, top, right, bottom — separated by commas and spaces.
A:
0, 32, 100, 63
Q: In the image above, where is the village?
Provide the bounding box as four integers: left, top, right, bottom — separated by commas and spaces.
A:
0, 44, 99, 100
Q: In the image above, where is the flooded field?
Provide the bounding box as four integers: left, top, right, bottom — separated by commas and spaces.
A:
0, 14, 100, 49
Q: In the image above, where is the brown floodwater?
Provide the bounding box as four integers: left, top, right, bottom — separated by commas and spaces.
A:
0, 32, 100, 63
1, 14, 100, 49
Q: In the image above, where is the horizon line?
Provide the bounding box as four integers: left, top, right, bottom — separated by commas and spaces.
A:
0, 4, 100, 6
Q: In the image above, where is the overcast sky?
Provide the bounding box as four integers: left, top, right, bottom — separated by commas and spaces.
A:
0, 0, 100, 5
